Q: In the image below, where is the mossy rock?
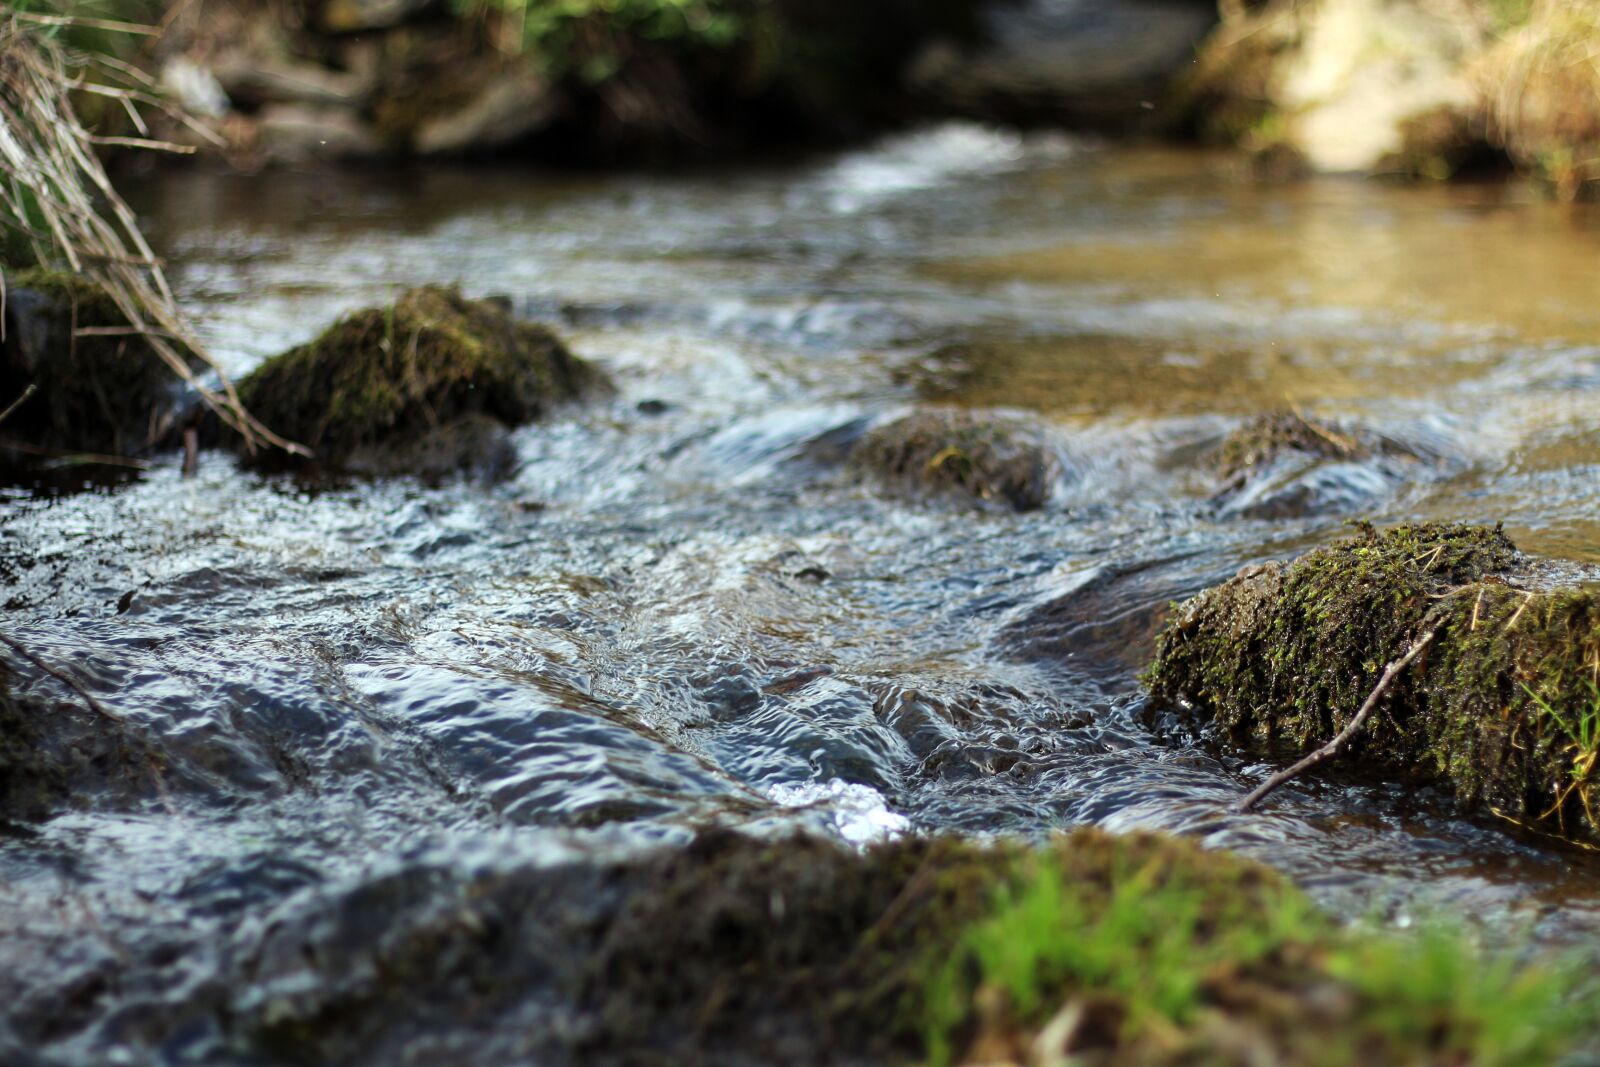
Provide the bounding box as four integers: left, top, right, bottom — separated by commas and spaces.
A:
0, 658, 156, 823
222, 823, 1591, 1065
848, 409, 1063, 511
236, 285, 610, 474
1209, 411, 1424, 518
0, 269, 186, 456
1147, 521, 1600, 844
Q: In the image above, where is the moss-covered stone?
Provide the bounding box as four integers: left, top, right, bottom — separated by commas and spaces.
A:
1213, 411, 1373, 482
224, 824, 1590, 1065
848, 409, 1062, 511
235, 285, 610, 473
1208, 411, 1424, 518
0, 268, 185, 455
1147, 521, 1600, 843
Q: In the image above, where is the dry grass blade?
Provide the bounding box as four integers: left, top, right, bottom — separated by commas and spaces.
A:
0, 16, 306, 455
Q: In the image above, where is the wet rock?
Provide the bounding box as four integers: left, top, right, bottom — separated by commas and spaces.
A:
1208, 410, 1425, 518
224, 826, 1581, 1067
1146, 522, 1600, 844
0, 658, 158, 822
848, 409, 1063, 511
414, 69, 558, 156
911, 0, 1216, 128
0, 269, 189, 456
235, 285, 610, 476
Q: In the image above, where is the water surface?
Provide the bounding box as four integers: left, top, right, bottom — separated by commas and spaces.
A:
4, 125, 1600, 1064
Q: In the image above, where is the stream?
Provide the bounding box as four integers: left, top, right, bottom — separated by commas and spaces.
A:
3, 124, 1600, 1064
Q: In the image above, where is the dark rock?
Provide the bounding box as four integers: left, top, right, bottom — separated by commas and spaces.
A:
1208, 411, 1426, 519
0, 270, 189, 456
848, 408, 1063, 511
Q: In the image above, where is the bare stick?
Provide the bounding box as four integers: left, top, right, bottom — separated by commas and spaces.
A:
0, 632, 124, 723
1236, 627, 1439, 814
182, 426, 198, 477
0, 383, 35, 426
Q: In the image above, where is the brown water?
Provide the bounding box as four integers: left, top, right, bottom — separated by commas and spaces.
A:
3, 127, 1600, 1065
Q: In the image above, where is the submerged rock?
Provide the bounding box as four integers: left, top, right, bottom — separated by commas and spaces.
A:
0, 269, 188, 456
1147, 522, 1600, 844
0, 658, 157, 822
236, 285, 610, 476
848, 409, 1063, 511
1209, 410, 1425, 518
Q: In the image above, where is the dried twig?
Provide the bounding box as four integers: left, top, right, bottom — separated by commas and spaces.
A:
0, 17, 306, 455
0, 381, 34, 425
1236, 627, 1440, 814
0, 631, 123, 723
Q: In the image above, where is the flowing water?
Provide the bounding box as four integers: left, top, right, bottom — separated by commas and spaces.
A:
4, 125, 1600, 1063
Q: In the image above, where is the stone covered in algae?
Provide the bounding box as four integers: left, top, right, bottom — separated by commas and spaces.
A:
1147, 521, 1600, 843
1208, 410, 1426, 519
0, 659, 157, 823
233, 826, 1587, 1067
848, 408, 1062, 511
0, 269, 187, 455
236, 285, 610, 474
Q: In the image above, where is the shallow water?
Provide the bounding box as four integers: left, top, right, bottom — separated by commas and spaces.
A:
4, 125, 1600, 1063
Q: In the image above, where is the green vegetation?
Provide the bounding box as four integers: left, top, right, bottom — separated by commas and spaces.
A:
922, 835, 1588, 1066
235, 285, 609, 472
1146, 522, 1600, 843
580, 828, 1593, 1066
1213, 410, 1372, 482
848, 409, 1062, 511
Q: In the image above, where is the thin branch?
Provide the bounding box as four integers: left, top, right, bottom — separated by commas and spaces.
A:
0, 632, 124, 723
1236, 627, 1440, 814
0, 382, 34, 426
10, 12, 160, 36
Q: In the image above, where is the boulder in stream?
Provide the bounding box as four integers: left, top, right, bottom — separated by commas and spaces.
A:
227, 825, 1589, 1066
848, 408, 1063, 511
236, 285, 611, 477
1208, 410, 1426, 518
1146, 522, 1600, 844
0, 269, 190, 457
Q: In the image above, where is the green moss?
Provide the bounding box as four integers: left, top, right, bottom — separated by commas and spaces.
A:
925, 831, 1587, 1067
235, 285, 609, 469
1213, 410, 1373, 482
0, 268, 182, 455
848, 409, 1062, 511
586, 828, 1593, 1067
1146, 522, 1600, 843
